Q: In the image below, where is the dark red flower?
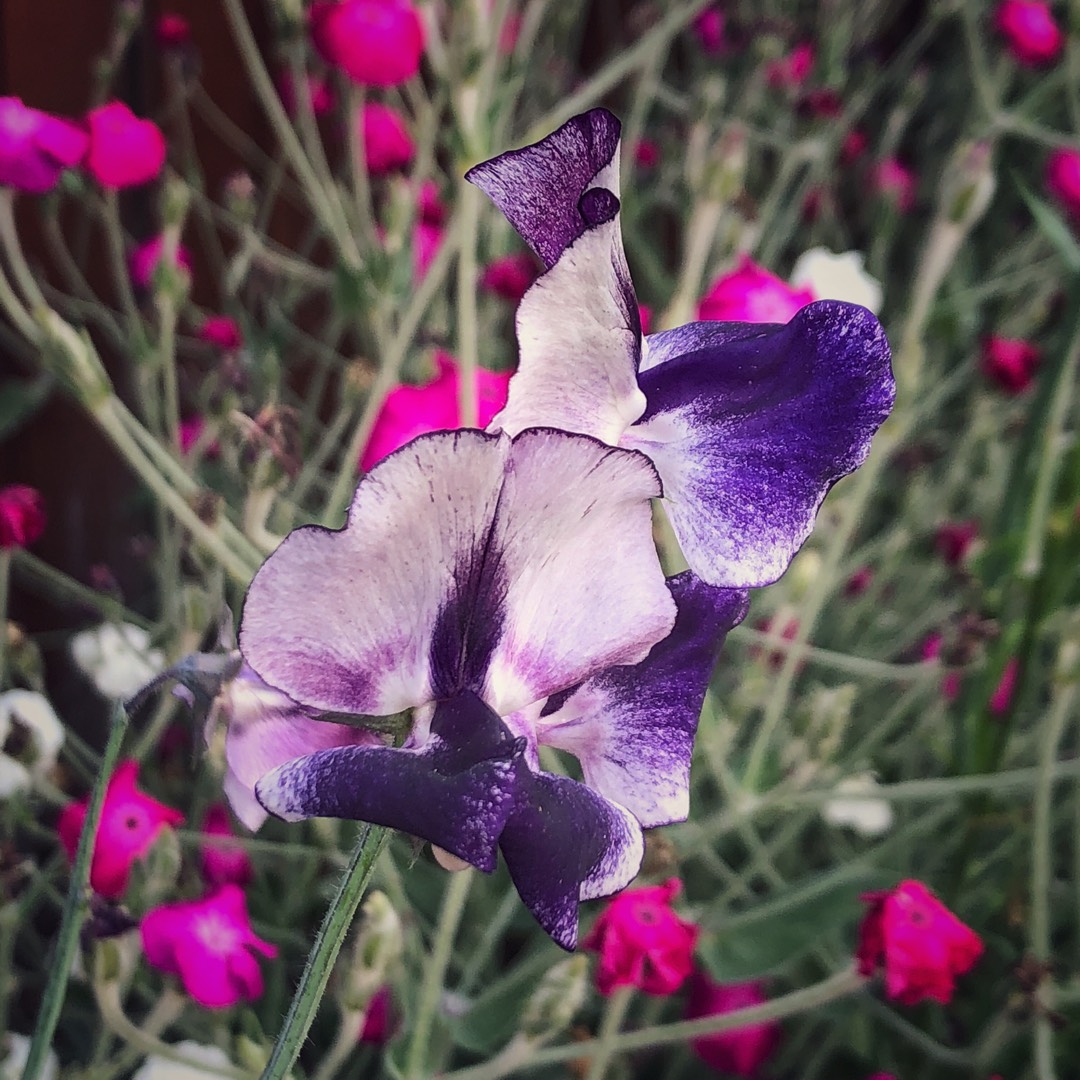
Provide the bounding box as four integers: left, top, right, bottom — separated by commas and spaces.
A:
0, 485, 46, 548
582, 878, 698, 996
480, 252, 539, 303
981, 335, 1040, 393
856, 880, 983, 1005
157, 13, 191, 48
934, 520, 979, 567
686, 974, 781, 1078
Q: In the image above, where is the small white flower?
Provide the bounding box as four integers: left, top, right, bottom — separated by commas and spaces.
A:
70, 622, 165, 699
790, 248, 883, 314
822, 773, 893, 837
1, 1033, 59, 1080
131, 1042, 237, 1080
0, 690, 65, 797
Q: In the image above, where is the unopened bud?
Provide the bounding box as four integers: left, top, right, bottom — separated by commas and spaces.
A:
223, 172, 257, 225
341, 891, 403, 1011
941, 141, 996, 226
518, 955, 589, 1044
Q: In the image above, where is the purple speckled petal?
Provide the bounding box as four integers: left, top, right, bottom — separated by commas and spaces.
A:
639, 321, 770, 374
255, 691, 526, 872
499, 769, 643, 949
622, 301, 895, 588
537, 573, 749, 829
466, 108, 622, 270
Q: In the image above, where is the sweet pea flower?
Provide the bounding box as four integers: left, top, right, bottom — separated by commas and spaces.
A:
0, 484, 45, 548
698, 256, 815, 324
359, 102, 414, 175
982, 335, 1040, 392
582, 878, 698, 995
200, 803, 253, 886
360, 352, 512, 471
129, 234, 194, 291
995, 0, 1063, 66
71, 622, 166, 699
58, 759, 184, 899
856, 880, 983, 1005
310, 0, 424, 87
198, 315, 243, 350
1046, 148, 1080, 217
0, 690, 64, 798
790, 248, 883, 314
141, 884, 277, 1008
0, 98, 87, 193
468, 111, 893, 590
85, 102, 167, 189
240, 425, 749, 946
480, 252, 539, 303
686, 975, 781, 1077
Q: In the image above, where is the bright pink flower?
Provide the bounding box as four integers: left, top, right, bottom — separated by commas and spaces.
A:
934, 520, 979, 567
856, 880, 983, 1005
417, 179, 445, 225
157, 13, 191, 48
633, 138, 660, 168
413, 219, 443, 281
129, 234, 193, 290
873, 158, 916, 212
140, 884, 277, 1009
692, 8, 725, 54
995, 0, 1063, 66
0, 98, 88, 193
310, 0, 425, 87
686, 974, 781, 1077
1046, 148, 1080, 217
360, 986, 394, 1044
85, 102, 166, 190
698, 256, 815, 323
57, 760, 184, 900
359, 102, 414, 175
360, 352, 511, 471
179, 415, 205, 455
989, 657, 1019, 715
277, 70, 335, 118
200, 803, 254, 887
0, 484, 46, 548
766, 42, 814, 89
981, 335, 1040, 392
638, 304, 652, 335
198, 315, 243, 351
582, 878, 698, 996
480, 252, 538, 303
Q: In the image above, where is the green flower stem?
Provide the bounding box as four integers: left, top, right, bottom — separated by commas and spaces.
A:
101, 192, 148, 359
21, 700, 130, 1080
261, 824, 389, 1080
442, 966, 866, 1080
455, 183, 481, 429
404, 868, 474, 1080
0, 191, 46, 310
344, 85, 377, 250
311, 1008, 366, 1080
0, 249, 41, 343
79, 989, 192, 1080
585, 986, 634, 1080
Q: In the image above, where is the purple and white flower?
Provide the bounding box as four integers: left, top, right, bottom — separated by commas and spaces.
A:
467, 108, 895, 589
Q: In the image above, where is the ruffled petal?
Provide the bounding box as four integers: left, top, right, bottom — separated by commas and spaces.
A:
538, 572, 749, 828
499, 770, 643, 950
255, 691, 526, 872
622, 301, 894, 588
241, 429, 674, 719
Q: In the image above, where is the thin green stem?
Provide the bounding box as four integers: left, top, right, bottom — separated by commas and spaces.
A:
584, 986, 634, 1080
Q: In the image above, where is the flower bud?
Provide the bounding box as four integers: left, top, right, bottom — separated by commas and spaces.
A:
941, 141, 996, 226
340, 890, 403, 1011
518, 954, 589, 1043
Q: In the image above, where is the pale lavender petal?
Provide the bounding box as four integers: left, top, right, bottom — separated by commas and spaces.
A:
622, 301, 894, 588
499, 769, 643, 949
255, 691, 526, 872
538, 573, 748, 828
466, 108, 622, 269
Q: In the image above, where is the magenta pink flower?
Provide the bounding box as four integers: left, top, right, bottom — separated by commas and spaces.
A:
582, 878, 699, 997
692, 8, 725, 54
129, 234, 193, 291
698, 256, 815, 323
359, 102, 414, 175
417, 179, 445, 225
995, 0, 1063, 65
310, 0, 425, 87
857, 880, 983, 1005
359, 986, 394, 1044
686, 974, 781, 1077
873, 158, 916, 212
0, 97, 87, 193
934, 520, 979, 567
179, 415, 205, 455
413, 219, 444, 281
766, 42, 814, 89
0, 484, 46, 548
57, 759, 184, 900
157, 13, 191, 48
989, 657, 1019, 715
638, 303, 653, 335
360, 351, 512, 471
198, 315, 243, 351
1047, 148, 1080, 218
141, 884, 277, 1009
633, 138, 660, 168
981, 335, 1040, 393
480, 252, 538, 303
85, 102, 166, 190
277, 70, 335, 118
200, 803, 254, 887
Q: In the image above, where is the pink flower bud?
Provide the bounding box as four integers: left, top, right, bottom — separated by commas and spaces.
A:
692, 8, 725, 54
994, 0, 1063, 66
157, 13, 191, 48
85, 102, 166, 190
981, 335, 1040, 393
310, 0, 425, 87
129, 233, 193, 290
198, 315, 243, 351
1046, 147, 1080, 218
0, 484, 46, 548
872, 158, 916, 212
358, 102, 414, 175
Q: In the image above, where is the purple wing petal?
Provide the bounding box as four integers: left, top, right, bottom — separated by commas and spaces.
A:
255, 691, 526, 872
640, 321, 769, 374
499, 769, 643, 949
538, 573, 749, 829
622, 301, 894, 588
466, 108, 622, 269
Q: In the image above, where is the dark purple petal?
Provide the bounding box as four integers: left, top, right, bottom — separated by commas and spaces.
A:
640, 321, 769, 373
538, 572, 749, 828
499, 769, 643, 949
255, 691, 526, 872
466, 108, 622, 269
622, 301, 894, 588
